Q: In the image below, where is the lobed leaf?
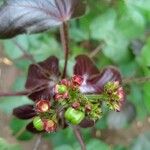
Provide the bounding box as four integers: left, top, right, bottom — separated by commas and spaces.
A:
0, 0, 86, 38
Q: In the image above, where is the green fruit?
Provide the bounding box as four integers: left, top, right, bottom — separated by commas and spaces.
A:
58, 84, 67, 94
65, 107, 85, 125
33, 116, 44, 131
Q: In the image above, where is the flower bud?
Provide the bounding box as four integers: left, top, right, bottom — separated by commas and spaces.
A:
43, 120, 57, 133
114, 81, 120, 87
61, 79, 71, 87
35, 100, 50, 113
54, 94, 63, 101
54, 92, 69, 101
117, 87, 124, 101
62, 92, 69, 99
72, 75, 83, 86
114, 103, 121, 112
72, 102, 80, 109
104, 81, 119, 94
33, 116, 44, 131
85, 104, 92, 112
55, 84, 68, 94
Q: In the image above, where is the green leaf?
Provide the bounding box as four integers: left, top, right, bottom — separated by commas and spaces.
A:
70, 27, 89, 42
12, 76, 27, 91
90, 9, 130, 63
114, 145, 127, 150
86, 139, 109, 150
138, 38, 150, 67
117, 4, 145, 39
54, 139, 109, 150
128, 0, 150, 21
3, 35, 29, 59
102, 30, 130, 63
128, 84, 148, 119
119, 61, 139, 77
10, 117, 33, 141
91, 9, 117, 41
0, 96, 32, 114
27, 34, 62, 62
47, 128, 76, 147
143, 83, 150, 112
95, 116, 107, 129
54, 145, 74, 150
137, 38, 150, 75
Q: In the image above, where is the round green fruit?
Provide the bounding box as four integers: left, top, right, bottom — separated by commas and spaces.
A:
65, 107, 85, 125
33, 116, 44, 131
58, 84, 67, 94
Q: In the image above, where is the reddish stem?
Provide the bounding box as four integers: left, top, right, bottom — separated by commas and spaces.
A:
60, 22, 69, 79
0, 90, 29, 97
0, 83, 48, 98
73, 126, 86, 150
123, 76, 150, 84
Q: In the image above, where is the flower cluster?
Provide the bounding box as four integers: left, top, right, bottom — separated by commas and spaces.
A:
54, 75, 102, 125
104, 81, 125, 111
13, 55, 125, 133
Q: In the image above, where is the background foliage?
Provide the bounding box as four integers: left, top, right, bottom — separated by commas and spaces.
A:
0, 0, 150, 149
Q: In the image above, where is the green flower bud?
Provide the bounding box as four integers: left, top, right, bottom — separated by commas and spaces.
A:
33, 116, 44, 131
55, 84, 67, 94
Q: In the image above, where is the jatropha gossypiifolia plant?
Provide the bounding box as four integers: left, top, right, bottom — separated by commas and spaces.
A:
13, 55, 125, 133
0, 0, 125, 149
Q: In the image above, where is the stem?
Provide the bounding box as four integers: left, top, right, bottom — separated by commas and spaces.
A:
0, 90, 29, 97
123, 76, 150, 84
73, 126, 86, 150
13, 39, 36, 63
33, 135, 42, 150
86, 94, 107, 101
60, 22, 70, 79
0, 83, 48, 98
89, 44, 103, 58
15, 126, 26, 138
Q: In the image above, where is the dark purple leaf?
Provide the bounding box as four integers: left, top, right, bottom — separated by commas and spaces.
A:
80, 67, 122, 94
25, 56, 60, 101
79, 118, 95, 128
74, 55, 100, 77
26, 122, 44, 133
13, 104, 36, 119
74, 55, 122, 94
0, 0, 86, 38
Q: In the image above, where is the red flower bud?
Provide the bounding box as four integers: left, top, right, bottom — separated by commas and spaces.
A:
54, 94, 63, 101
43, 120, 57, 133
114, 81, 119, 87
62, 92, 69, 99
54, 92, 69, 101
61, 79, 71, 87
35, 100, 50, 113
72, 102, 80, 109
114, 103, 121, 112
72, 75, 83, 86
117, 87, 124, 102
85, 104, 92, 112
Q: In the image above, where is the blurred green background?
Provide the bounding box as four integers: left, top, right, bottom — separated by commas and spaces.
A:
0, 0, 150, 149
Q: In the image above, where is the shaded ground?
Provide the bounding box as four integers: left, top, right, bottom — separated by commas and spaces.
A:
93, 117, 150, 147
